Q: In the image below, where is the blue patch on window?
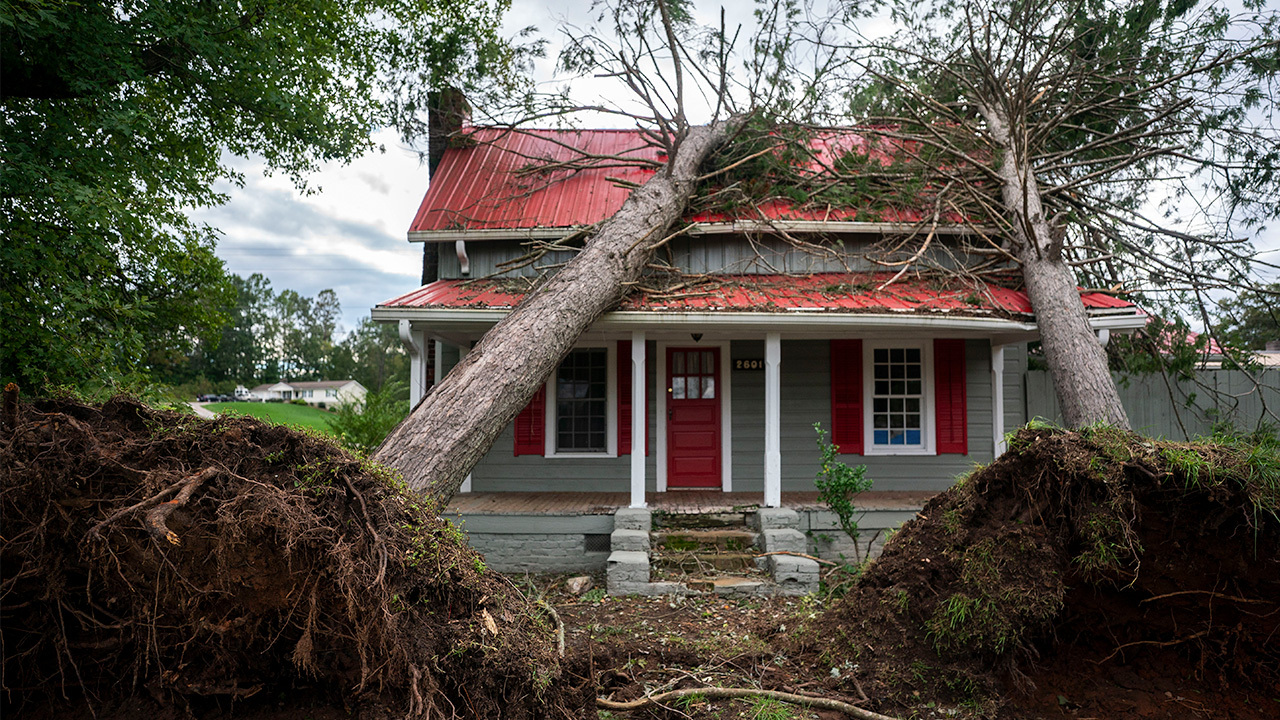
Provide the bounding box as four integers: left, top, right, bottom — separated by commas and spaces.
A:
906, 430, 921, 445
874, 430, 889, 445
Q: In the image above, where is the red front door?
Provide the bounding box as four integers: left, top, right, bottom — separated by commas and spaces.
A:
667, 347, 721, 488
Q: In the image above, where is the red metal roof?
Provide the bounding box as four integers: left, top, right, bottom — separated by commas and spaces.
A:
379, 273, 1137, 317
410, 128, 942, 234
411, 128, 664, 233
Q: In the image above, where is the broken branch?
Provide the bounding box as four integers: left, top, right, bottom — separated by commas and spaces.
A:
597, 686, 901, 719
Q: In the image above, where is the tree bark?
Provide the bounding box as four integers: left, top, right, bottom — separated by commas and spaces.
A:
372, 118, 743, 505
982, 104, 1130, 429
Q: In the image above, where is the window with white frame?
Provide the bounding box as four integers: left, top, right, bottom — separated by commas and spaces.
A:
867, 344, 932, 453
555, 348, 609, 453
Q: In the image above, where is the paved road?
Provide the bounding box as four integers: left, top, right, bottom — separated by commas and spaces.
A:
188, 402, 217, 419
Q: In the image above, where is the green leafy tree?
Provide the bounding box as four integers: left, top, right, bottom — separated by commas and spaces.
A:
801, 0, 1280, 428
1216, 282, 1280, 352
1, 0, 525, 392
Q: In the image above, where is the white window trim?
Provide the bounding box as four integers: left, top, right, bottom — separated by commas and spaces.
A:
862, 340, 936, 456
544, 342, 618, 458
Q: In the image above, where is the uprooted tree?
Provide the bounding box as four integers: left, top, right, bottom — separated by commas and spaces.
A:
798, 0, 1280, 428
373, 0, 746, 503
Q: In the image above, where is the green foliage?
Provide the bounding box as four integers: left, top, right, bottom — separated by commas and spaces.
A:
1215, 282, 1280, 353
813, 423, 873, 544
1, 0, 523, 393
328, 380, 410, 454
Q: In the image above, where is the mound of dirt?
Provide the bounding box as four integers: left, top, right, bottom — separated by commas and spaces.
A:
1, 397, 579, 719
796, 426, 1280, 719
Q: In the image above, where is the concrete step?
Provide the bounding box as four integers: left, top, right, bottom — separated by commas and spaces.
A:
653, 550, 758, 572
652, 529, 757, 553
686, 577, 768, 596
653, 511, 752, 530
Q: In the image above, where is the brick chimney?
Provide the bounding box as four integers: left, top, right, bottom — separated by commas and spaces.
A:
422, 88, 470, 287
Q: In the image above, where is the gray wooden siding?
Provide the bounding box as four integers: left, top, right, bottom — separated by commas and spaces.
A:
1025, 368, 1280, 440
461, 338, 994, 494
1003, 343, 1027, 434
466, 347, 660, 493
435, 235, 982, 280
730, 339, 993, 494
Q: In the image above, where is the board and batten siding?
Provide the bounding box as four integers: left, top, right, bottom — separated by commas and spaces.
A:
1026, 368, 1280, 441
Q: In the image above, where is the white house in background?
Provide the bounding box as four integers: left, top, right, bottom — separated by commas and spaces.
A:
249, 380, 367, 408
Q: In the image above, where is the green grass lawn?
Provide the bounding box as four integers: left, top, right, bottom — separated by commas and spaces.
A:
203, 402, 336, 433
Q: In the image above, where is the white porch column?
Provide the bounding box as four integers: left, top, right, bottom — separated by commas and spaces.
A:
433, 340, 444, 390
764, 332, 782, 508
991, 343, 1007, 457
630, 331, 647, 508
398, 320, 428, 406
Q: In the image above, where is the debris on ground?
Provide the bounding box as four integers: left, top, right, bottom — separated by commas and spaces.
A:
1, 396, 579, 719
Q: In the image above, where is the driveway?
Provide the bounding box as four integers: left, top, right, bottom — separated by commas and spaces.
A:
188, 402, 218, 419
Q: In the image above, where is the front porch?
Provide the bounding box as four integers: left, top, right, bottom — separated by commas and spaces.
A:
445, 489, 936, 516
442, 490, 935, 575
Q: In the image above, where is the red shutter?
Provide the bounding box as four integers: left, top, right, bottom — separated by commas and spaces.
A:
513, 384, 546, 456
830, 339, 864, 455
616, 340, 649, 456
618, 341, 632, 455
934, 339, 968, 455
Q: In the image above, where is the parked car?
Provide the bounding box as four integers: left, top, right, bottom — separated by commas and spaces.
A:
196, 394, 219, 402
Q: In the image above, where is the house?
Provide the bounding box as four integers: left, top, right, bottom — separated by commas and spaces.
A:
248, 380, 367, 408
369, 127, 1147, 574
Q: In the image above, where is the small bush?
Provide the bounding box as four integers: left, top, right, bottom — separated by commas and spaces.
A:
329, 380, 410, 454
813, 423, 872, 548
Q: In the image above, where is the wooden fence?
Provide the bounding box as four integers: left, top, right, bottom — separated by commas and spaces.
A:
1024, 369, 1280, 440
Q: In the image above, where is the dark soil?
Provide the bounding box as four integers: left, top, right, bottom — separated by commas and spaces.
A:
1, 396, 581, 719
6, 398, 1278, 720
793, 426, 1280, 719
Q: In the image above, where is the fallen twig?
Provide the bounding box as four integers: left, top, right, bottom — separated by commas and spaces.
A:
755, 550, 838, 566
597, 686, 901, 719
538, 599, 565, 657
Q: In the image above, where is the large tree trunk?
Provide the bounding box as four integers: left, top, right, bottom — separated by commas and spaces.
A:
373, 119, 742, 506
983, 105, 1130, 429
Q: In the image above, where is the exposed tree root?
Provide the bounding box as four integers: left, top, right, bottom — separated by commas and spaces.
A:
597, 686, 901, 719
85, 467, 218, 541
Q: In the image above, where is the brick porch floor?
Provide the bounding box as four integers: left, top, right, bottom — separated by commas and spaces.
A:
444, 490, 937, 516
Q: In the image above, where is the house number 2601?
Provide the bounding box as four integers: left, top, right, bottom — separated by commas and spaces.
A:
734, 359, 765, 371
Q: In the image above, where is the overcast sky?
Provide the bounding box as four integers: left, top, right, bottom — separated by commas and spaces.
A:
192, 0, 759, 336
192, 1, 1278, 337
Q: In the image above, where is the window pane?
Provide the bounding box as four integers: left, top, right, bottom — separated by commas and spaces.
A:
673, 352, 685, 375
703, 352, 714, 374
672, 377, 685, 399
906, 348, 921, 363
905, 430, 921, 444
874, 430, 889, 445
890, 348, 904, 363
702, 378, 715, 399
906, 380, 921, 395
556, 348, 607, 452
907, 365, 921, 379
687, 377, 700, 398
875, 364, 889, 379
874, 348, 888, 363
875, 381, 890, 395
870, 346, 925, 449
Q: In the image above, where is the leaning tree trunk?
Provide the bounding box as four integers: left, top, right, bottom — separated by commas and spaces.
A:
373, 119, 742, 505
983, 105, 1130, 430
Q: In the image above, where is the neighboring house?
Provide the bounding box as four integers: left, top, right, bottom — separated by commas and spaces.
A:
370, 127, 1147, 512
249, 380, 367, 408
